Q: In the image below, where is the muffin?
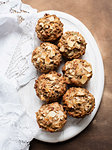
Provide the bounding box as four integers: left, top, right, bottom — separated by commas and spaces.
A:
32, 42, 62, 73
34, 71, 67, 102
35, 14, 63, 42
62, 59, 92, 86
63, 87, 95, 118
36, 102, 67, 132
58, 31, 86, 60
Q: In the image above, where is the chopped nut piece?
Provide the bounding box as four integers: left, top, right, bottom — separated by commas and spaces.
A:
48, 16, 55, 21
39, 22, 44, 27
48, 111, 56, 117
84, 66, 92, 72
80, 75, 88, 84
50, 49, 55, 57
60, 46, 65, 52
41, 52, 46, 59
45, 57, 50, 64
36, 57, 40, 63
46, 46, 52, 50
67, 40, 75, 47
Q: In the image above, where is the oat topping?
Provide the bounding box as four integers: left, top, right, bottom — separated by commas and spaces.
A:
35, 14, 63, 41
58, 31, 86, 60
62, 59, 92, 86
32, 42, 62, 73
34, 71, 67, 102
63, 87, 95, 118
36, 102, 67, 132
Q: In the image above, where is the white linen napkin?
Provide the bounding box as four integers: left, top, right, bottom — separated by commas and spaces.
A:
0, 0, 38, 89
0, 0, 39, 149
0, 74, 38, 150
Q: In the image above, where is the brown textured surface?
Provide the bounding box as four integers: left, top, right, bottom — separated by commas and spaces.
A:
22, 0, 112, 149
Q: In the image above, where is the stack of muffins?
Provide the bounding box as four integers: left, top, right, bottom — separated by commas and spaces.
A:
31, 14, 95, 132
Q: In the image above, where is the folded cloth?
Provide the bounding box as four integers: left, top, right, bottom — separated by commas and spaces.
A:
0, 0, 39, 149
0, 74, 38, 150
0, 0, 38, 89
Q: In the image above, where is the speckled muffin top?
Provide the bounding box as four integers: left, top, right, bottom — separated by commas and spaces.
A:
62, 59, 92, 86
32, 42, 62, 73
35, 14, 63, 42
63, 87, 95, 118
34, 71, 67, 102
58, 31, 86, 60
36, 102, 67, 132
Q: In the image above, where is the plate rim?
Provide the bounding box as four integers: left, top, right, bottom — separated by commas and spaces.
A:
34, 10, 104, 143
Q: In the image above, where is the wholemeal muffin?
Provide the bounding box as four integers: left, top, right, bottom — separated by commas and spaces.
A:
62, 59, 92, 86
63, 87, 95, 118
58, 31, 86, 60
32, 42, 62, 73
34, 71, 67, 102
35, 14, 63, 42
36, 102, 67, 132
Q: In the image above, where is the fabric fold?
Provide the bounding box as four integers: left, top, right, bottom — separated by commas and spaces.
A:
0, 0, 38, 149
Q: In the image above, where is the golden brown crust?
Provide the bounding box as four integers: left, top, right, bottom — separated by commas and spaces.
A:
36, 102, 67, 132
34, 71, 67, 102
58, 31, 86, 60
35, 14, 63, 42
32, 42, 62, 73
63, 87, 95, 118
62, 59, 92, 86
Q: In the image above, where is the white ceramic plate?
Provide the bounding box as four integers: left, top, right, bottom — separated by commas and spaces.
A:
19, 10, 104, 143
